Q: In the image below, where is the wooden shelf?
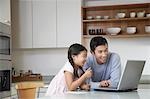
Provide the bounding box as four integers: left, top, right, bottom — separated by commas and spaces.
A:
82, 3, 150, 38
82, 3, 150, 10
83, 33, 150, 38
83, 17, 150, 23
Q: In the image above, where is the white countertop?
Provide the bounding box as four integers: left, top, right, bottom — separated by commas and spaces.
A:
37, 89, 150, 99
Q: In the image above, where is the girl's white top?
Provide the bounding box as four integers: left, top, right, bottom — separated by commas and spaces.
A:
45, 61, 73, 96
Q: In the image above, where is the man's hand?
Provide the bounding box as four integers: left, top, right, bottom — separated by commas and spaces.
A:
99, 80, 110, 87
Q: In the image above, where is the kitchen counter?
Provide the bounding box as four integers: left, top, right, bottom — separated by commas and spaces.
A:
37, 89, 150, 99
8, 83, 150, 99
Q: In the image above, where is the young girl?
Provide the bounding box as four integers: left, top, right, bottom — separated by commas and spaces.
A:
46, 43, 92, 96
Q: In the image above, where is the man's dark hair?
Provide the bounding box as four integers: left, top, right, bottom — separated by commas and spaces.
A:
90, 36, 108, 52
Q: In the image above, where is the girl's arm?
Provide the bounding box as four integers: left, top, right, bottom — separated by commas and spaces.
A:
64, 69, 92, 91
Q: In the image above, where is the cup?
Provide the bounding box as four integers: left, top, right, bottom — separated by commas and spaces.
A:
130, 12, 136, 18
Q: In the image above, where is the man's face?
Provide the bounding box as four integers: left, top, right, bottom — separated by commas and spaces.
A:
92, 44, 108, 64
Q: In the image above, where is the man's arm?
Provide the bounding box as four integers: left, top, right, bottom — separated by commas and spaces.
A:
108, 53, 121, 88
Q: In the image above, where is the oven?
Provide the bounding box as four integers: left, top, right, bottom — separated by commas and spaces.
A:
0, 22, 11, 98
0, 60, 11, 98
0, 32, 11, 60
0, 22, 11, 60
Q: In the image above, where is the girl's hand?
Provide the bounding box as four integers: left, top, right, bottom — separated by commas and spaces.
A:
84, 67, 92, 78
80, 83, 91, 91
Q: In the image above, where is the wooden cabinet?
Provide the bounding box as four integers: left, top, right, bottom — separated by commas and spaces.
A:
82, 3, 150, 38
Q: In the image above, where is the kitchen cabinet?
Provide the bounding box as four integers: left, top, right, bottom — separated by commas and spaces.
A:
57, 0, 81, 47
12, 0, 33, 48
32, 0, 56, 48
82, 3, 150, 38
12, 0, 81, 49
0, 0, 10, 25
12, 0, 56, 48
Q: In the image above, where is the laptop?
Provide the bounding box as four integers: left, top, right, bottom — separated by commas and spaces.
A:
91, 60, 145, 92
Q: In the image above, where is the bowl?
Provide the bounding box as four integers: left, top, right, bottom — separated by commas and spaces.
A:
130, 12, 136, 18
117, 13, 126, 18
137, 11, 145, 18
146, 13, 150, 18
87, 16, 93, 20
126, 27, 136, 34
145, 26, 150, 33
103, 16, 109, 19
106, 27, 121, 35
95, 16, 102, 19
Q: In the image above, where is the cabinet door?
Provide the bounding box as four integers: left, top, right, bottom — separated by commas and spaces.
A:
0, 0, 10, 24
32, 0, 57, 48
57, 0, 81, 47
12, 0, 33, 48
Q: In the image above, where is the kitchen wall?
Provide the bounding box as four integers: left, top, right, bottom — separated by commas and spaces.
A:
83, 0, 150, 75
12, 48, 68, 75
12, 0, 150, 76
84, 37, 150, 75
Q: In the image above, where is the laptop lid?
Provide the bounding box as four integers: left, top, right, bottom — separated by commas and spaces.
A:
117, 60, 145, 90
92, 60, 145, 91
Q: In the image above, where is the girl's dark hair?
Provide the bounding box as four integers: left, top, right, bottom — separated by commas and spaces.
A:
90, 36, 108, 52
68, 43, 87, 78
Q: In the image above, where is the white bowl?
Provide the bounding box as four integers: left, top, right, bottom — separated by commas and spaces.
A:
95, 16, 102, 19
130, 12, 136, 18
117, 13, 126, 18
145, 26, 150, 33
137, 11, 145, 18
87, 16, 93, 20
103, 16, 109, 19
146, 13, 150, 18
106, 27, 121, 35
126, 27, 136, 34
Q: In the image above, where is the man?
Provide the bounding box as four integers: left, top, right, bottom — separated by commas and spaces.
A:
83, 36, 121, 88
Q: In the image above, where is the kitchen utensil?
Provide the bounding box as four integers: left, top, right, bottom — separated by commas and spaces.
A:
130, 12, 136, 18
117, 13, 126, 18
126, 27, 136, 34
145, 26, 150, 33
106, 27, 121, 35
137, 11, 145, 18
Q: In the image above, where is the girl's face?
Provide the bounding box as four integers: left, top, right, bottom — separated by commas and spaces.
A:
73, 50, 87, 67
